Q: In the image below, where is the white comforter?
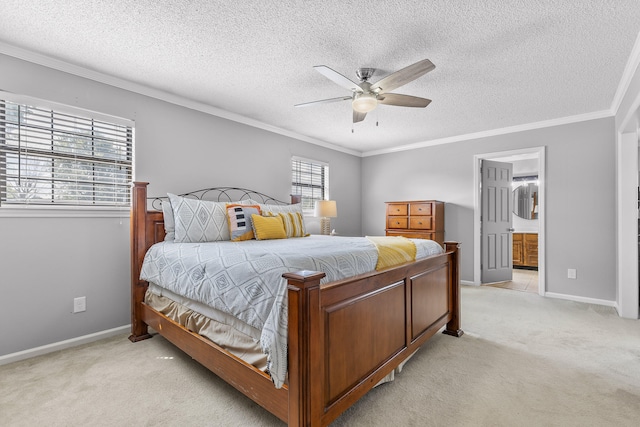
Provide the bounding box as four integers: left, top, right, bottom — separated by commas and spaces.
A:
139, 235, 443, 388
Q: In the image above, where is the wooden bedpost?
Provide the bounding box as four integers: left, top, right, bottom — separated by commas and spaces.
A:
283, 270, 326, 427
129, 182, 153, 342
442, 242, 464, 338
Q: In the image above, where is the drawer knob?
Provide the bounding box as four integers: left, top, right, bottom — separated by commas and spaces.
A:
418, 222, 422, 225
396, 222, 400, 225
418, 208, 422, 211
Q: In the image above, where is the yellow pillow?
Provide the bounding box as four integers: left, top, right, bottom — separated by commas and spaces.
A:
251, 214, 287, 240
265, 211, 309, 238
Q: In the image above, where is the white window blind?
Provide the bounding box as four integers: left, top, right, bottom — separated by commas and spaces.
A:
0, 99, 133, 207
291, 157, 328, 211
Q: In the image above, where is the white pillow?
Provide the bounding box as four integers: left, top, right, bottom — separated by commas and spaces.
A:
168, 193, 230, 242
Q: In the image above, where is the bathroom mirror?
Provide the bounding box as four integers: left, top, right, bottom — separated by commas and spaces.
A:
513, 176, 538, 220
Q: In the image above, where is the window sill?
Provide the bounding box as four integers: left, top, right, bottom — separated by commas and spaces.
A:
0, 205, 130, 218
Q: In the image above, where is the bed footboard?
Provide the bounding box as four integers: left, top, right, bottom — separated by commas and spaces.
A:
284, 242, 462, 426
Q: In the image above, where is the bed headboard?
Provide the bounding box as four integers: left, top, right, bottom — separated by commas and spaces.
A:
131, 181, 301, 264
130, 181, 302, 339
146, 185, 300, 211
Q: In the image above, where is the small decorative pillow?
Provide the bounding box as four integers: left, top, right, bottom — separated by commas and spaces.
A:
251, 214, 287, 240
161, 199, 175, 241
226, 204, 261, 241
277, 211, 308, 238
168, 193, 230, 242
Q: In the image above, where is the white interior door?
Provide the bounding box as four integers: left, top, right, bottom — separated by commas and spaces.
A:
481, 160, 513, 283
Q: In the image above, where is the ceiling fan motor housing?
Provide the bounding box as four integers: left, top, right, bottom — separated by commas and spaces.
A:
355, 68, 375, 82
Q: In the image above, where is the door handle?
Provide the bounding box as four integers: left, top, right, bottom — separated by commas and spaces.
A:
508, 228, 515, 232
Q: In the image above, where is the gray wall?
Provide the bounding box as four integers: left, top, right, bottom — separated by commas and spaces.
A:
361, 118, 616, 301
0, 48, 625, 357
0, 54, 362, 357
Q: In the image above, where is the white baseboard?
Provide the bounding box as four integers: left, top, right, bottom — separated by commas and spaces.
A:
544, 292, 617, 308
466, 284, 618, 311
0, 325, 131, 366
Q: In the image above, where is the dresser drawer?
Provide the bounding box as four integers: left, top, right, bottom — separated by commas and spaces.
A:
387, 203, 408, 216
387, 217, 408, 229
409, 216, 433, 230
410, 203, 432, 216
386, 230, 434, 240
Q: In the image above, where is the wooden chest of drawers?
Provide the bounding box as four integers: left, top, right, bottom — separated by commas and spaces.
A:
385, 200, 445, 246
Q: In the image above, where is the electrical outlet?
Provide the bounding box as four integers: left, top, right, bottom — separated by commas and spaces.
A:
73, 296, 86, 313
567, 269, 577, 279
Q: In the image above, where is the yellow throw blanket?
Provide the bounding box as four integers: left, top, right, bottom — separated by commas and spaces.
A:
366, 236, 417, 271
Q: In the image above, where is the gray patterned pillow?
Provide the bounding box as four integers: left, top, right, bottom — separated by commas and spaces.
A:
237, 199, 261, 205
257, 202, 303, 216
168, 193, 230, 242
161, 199, 175, 241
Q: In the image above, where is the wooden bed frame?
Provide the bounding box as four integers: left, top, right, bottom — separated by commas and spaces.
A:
129, 181, 463, 426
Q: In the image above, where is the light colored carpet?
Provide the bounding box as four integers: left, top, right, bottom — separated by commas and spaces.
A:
1, 285, 639, 426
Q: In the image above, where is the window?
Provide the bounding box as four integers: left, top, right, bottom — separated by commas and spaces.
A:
291, 157, 328, 211
0, 97, 133, 208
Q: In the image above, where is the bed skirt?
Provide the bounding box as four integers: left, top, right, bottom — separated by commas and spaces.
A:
144, 289, 415, 387
145, 290, 268, 370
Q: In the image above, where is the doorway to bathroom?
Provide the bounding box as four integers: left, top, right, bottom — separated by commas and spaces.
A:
473, 147, 546, 295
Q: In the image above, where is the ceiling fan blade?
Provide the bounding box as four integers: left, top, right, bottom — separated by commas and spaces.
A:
370, 59, 435, 93
353, 110, 367, 123
314, 65, 363, 93
378, 93, 432, 108
295, 96, 352, 107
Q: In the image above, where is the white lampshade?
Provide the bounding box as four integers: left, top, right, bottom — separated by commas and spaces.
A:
314, 200, 337, 218
352, 93, 377, 113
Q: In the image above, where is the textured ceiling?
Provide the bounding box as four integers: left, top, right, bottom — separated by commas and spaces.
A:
1, 1, 640, 155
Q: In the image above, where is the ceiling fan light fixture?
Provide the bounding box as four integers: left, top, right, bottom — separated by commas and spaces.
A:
352, 93, 377, 113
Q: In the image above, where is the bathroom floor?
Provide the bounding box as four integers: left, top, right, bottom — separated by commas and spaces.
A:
485, 268, 539, 294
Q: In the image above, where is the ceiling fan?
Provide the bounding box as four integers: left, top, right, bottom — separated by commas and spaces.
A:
295, 59, 435, 123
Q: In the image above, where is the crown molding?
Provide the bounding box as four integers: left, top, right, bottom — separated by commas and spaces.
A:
0, 42, 362, 157
611, 30, 640, 115
0, 41, 625, 159
361, 110, 613, 157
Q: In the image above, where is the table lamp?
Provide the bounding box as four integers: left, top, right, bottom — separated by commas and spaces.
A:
314, 200, 337, 235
